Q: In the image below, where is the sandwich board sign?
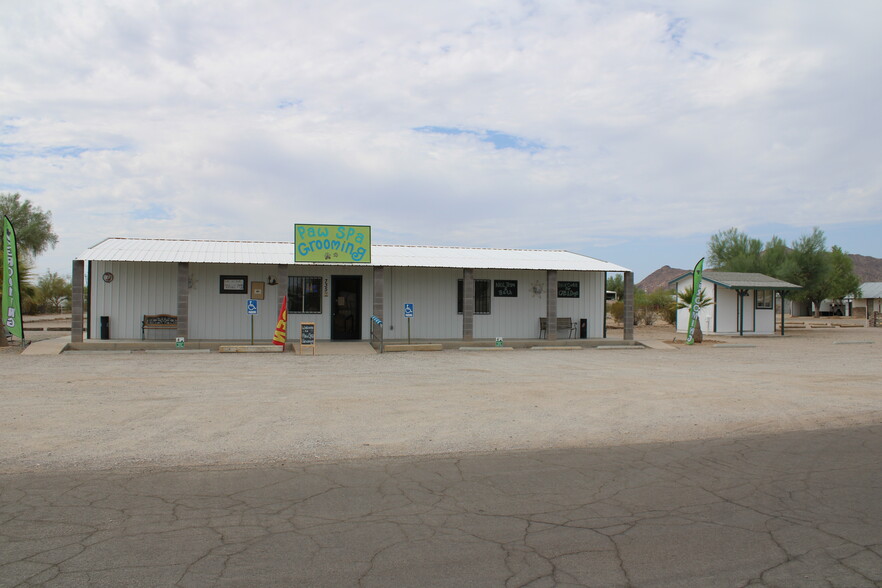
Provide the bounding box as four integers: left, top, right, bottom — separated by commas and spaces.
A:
300, 322, 316, 356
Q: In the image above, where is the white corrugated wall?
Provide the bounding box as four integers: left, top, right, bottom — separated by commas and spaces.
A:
89, 261, 177, 339
88, 261, 608, 341
384, 268, 607, 340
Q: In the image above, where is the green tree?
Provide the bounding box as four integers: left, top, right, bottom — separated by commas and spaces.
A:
707, 228, 763, 272
0, 193, 59, 260
606, 274, 624, 300
36, 271, 72, 314
783, 227, 832, 318
826, 246, 862, 301
758, 235, 795, 279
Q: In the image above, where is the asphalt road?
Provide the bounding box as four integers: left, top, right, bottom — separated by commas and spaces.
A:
2, 425, 881, 587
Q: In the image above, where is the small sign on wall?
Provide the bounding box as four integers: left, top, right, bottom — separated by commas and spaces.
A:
251, 281, 265, 300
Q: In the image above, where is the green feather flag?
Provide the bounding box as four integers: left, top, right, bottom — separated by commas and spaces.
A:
3, 216, 23, 340
686, 258, 704, 345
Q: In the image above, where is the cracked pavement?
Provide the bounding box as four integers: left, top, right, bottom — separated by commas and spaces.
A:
2, 425, 881, 587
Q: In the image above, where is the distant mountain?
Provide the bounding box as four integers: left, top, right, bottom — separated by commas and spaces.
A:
637, 265, 687, 293
849, 254, 882, 283
637, 254, 882, 293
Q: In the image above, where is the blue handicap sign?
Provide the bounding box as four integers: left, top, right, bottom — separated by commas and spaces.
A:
404, 303, 414, 318
246, 299, 258, 315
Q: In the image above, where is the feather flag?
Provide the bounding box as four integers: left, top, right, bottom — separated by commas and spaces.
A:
2, 216, 23, 340
686, 257, 704, 345
272, 296, 288, 347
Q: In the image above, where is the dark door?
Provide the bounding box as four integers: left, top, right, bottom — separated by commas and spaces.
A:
331, 275, 362, 340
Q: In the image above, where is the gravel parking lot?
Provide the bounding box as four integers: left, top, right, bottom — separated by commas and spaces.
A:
2, 324, 881, 473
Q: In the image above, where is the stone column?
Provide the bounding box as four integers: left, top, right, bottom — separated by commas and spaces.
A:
277, 264, 288, 317
462, 268, 474, 340
623, 271, 634, 341
71, 260, 85, 343
546, 270, 558, 340
176, 262, 189, 339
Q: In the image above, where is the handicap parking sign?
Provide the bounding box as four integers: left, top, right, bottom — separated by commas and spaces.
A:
404, 303, 414, 318
246, 299, 258, 315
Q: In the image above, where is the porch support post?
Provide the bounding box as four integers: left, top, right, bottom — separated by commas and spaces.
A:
546, 270, 558, 340
462, 268, 474, 341
176, 262, 189, 339
779, 290, 786, 336
277, 264, 288, 318
737, 289, 748, 336
71, 260, 85, 343
623, 271, 634, 341
373, 266, 384, 324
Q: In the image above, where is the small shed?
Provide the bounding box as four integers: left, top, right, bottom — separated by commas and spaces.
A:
669, 271, 802, 336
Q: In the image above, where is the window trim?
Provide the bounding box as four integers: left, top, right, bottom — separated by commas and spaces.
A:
755, 289, 773, 310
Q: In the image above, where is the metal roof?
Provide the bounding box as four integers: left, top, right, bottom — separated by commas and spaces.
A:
669, 270, 802, 291
77, 238, 630, 272
859, 282, 882, 298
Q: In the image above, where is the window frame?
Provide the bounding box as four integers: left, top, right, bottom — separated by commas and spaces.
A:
457, 279, 491, 315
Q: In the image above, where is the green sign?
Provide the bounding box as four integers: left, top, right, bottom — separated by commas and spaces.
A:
295, 224, 371, 263
2, 216, 23, 340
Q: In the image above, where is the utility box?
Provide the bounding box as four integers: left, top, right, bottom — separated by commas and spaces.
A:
580, 318, 588, 339
100, 316, 110, 340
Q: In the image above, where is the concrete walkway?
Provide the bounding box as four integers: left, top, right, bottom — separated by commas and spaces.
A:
20, 335, 70, 356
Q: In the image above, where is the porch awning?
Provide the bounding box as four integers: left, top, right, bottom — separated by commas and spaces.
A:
669, 271, 801, 291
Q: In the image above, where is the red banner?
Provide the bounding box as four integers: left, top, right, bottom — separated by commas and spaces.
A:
272, 296, 288, 347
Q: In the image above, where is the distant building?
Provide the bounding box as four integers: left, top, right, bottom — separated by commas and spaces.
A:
852, 282, 882, 320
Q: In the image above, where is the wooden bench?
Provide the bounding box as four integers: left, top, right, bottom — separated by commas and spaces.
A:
142, 314, 178, 339
539, 317, 577, 339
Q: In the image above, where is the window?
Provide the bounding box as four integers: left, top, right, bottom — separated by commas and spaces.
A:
755, 289, 773, 309
457, 279, 491, 314
289, 276, 322, 313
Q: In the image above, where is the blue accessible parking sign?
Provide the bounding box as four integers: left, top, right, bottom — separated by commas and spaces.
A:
246, 299, 258, 315
404, 303, 414, 318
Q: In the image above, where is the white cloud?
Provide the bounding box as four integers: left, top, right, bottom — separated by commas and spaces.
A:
1, 0, 880, 279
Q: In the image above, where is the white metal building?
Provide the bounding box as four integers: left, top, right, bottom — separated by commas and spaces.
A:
72, 238, 632, 344
670, 271, 802, 336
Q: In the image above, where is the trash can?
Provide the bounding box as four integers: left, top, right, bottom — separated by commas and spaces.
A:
100, 316, 110, 340
580, 318, 588, 339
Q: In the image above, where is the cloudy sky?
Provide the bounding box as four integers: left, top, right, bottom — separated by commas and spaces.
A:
2, 0, 880, 281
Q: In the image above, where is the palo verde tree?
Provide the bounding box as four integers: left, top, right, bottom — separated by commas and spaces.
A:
36, 271, 72, 314
0, 193, 59, 260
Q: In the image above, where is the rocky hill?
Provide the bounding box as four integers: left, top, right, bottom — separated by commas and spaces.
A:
849, 254, 882, 283
636, 265, 687, 293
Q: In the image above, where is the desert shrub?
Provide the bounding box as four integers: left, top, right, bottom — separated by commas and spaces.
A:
608, 300, 624, 323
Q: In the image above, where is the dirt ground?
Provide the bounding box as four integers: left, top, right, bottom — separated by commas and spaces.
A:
2, 320, 881, 473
